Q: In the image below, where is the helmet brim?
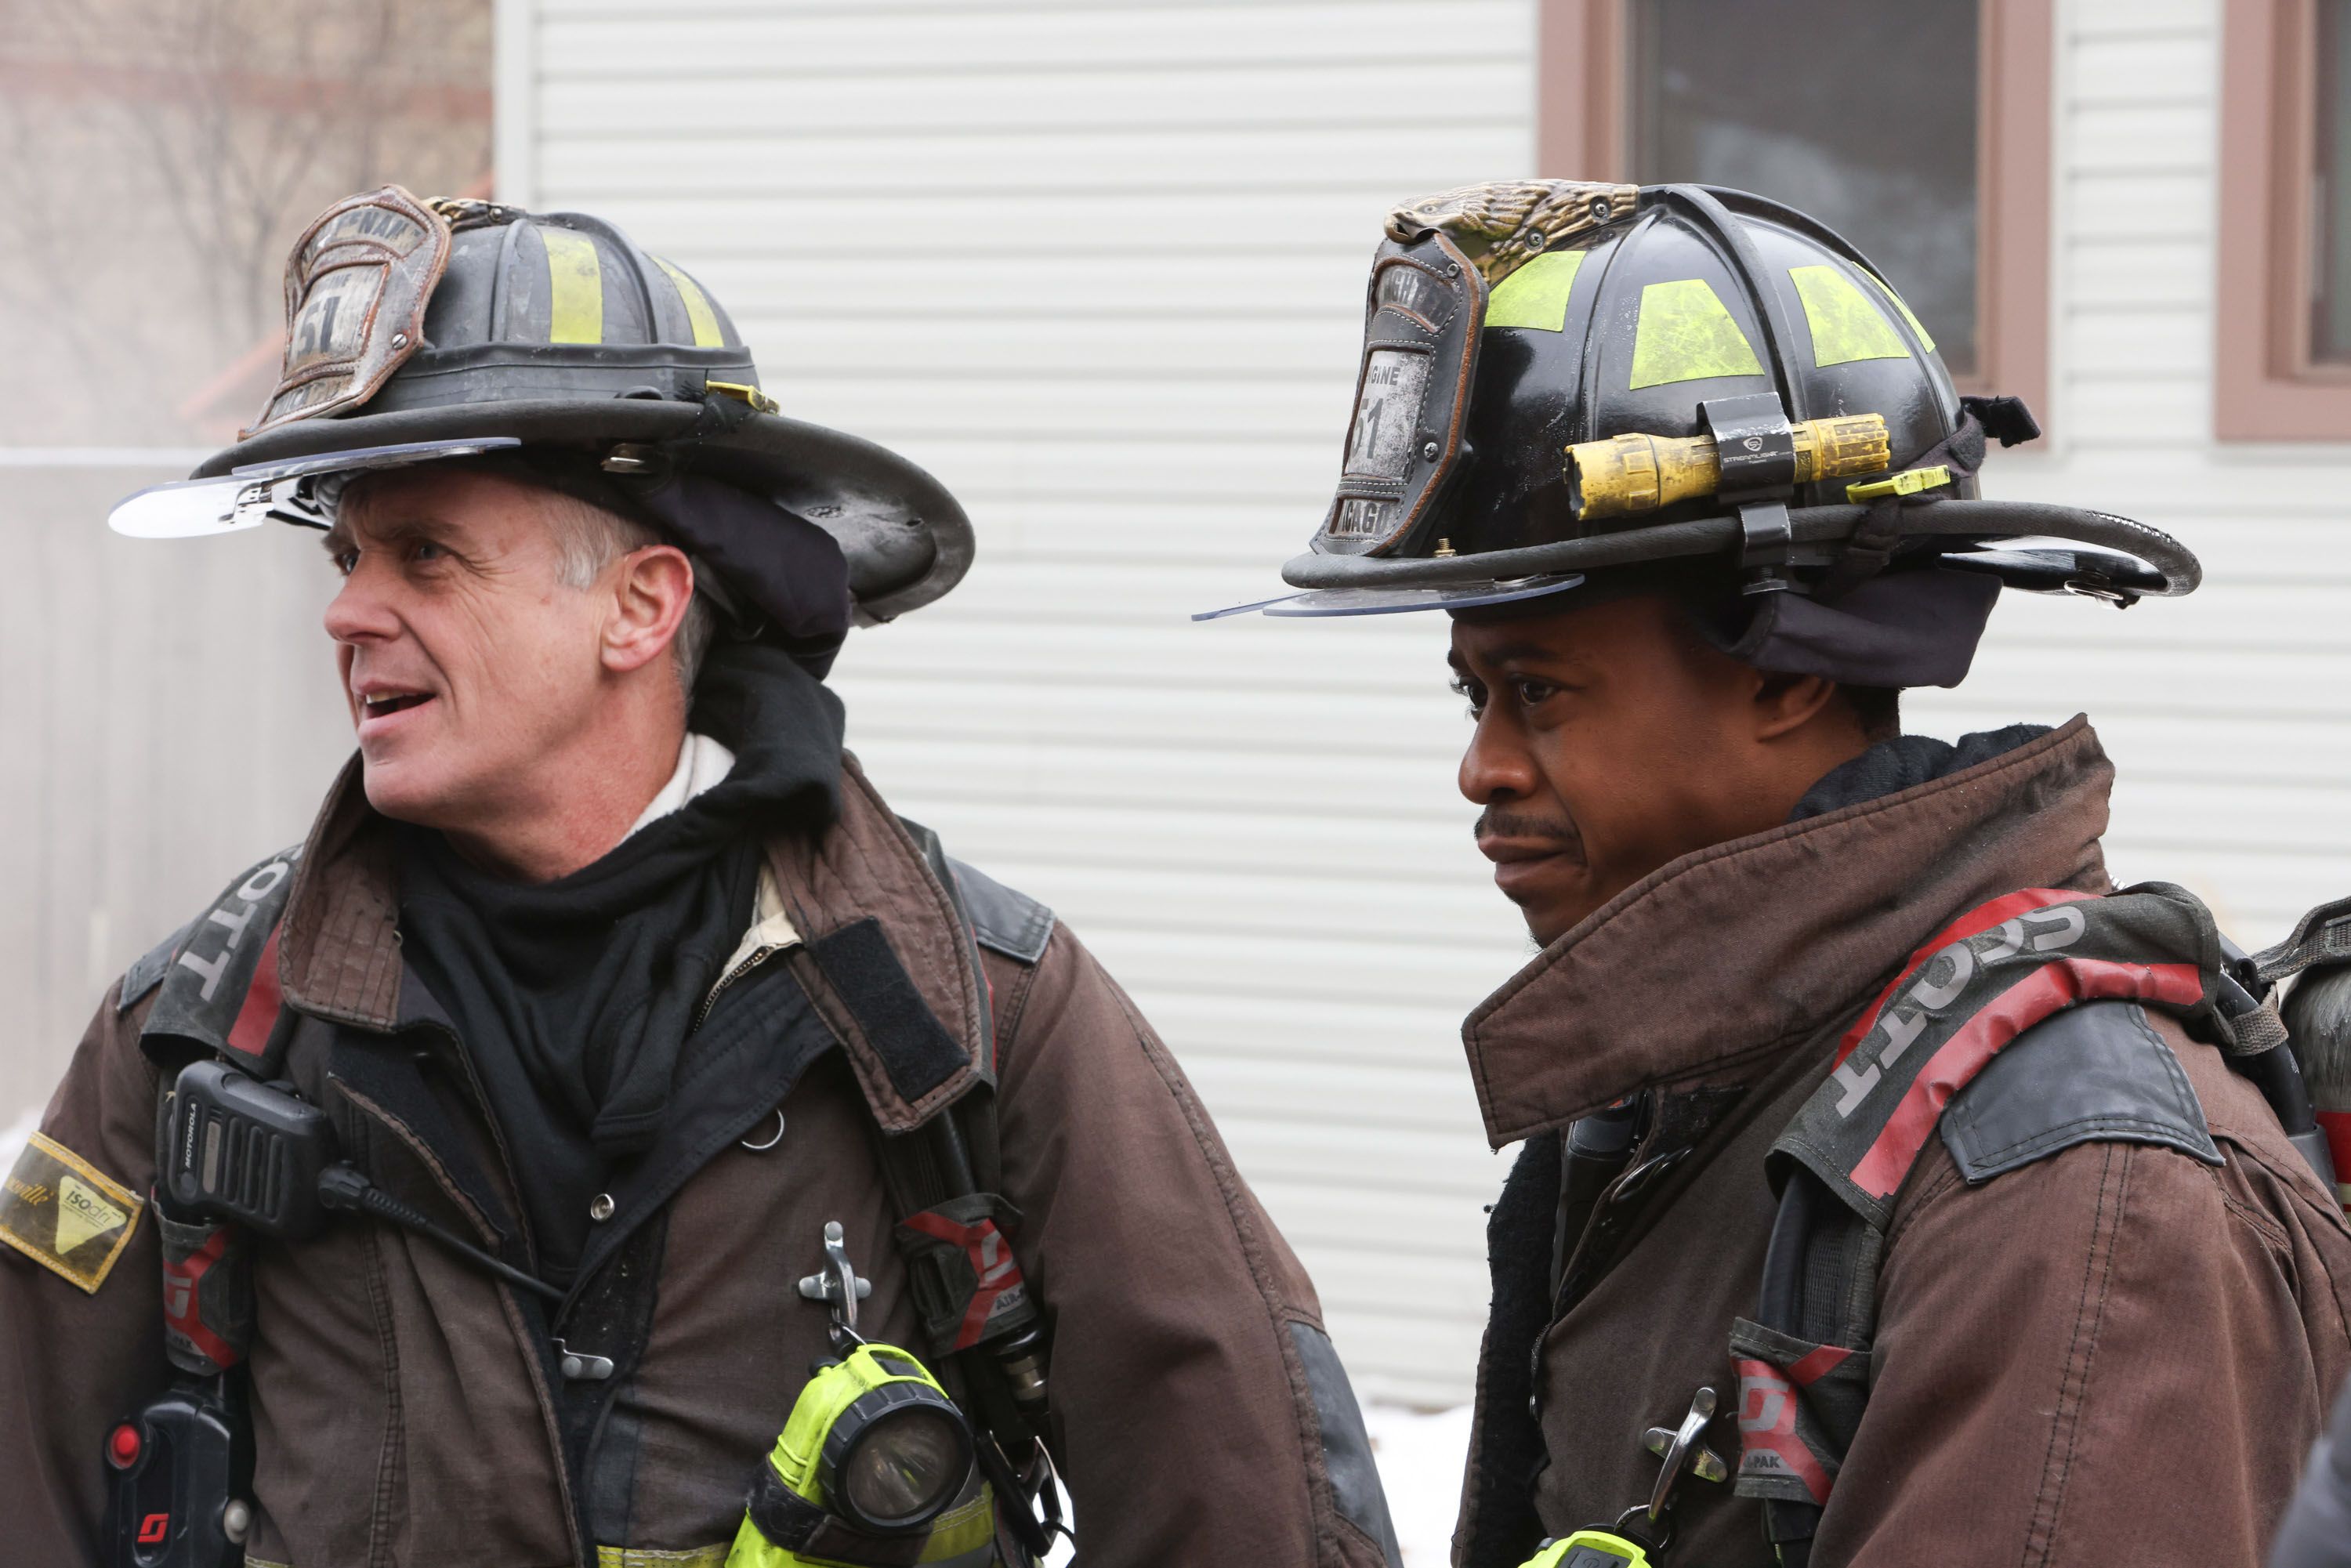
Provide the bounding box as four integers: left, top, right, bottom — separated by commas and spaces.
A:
1194, 574, 1585, 621
1270, 499, 2200, 605
185, 399, 973, 625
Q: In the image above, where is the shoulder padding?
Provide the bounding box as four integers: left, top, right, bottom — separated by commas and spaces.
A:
119, 918, 196, 1013
1940, 999, 2222, 1184
130, 845, 305, 1068
947, 858, 1055, 966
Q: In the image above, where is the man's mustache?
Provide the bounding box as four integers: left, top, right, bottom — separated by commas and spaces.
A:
1474, 808, 1584, 850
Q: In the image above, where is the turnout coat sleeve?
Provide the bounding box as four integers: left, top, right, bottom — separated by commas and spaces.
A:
0, 984, 172, 1568
1810, 1028, 2351, 1567
985, 923, 1398, 1568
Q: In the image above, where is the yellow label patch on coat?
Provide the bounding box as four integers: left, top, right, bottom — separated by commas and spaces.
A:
0, 1132, 143, 1293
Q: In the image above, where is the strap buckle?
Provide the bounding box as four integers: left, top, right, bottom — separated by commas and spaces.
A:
1844, 465, 1953, 502
705, 378, 780, 415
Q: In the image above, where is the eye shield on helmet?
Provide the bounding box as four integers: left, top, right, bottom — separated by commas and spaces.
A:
107, 437, 523, 538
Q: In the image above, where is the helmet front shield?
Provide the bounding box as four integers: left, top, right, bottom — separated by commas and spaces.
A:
107, 437, 523, 538
1317, 181, 1642, 561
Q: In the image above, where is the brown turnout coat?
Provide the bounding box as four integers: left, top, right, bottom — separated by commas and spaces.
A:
1, 754, 1396, 1568
1455, 719, 2351, 1566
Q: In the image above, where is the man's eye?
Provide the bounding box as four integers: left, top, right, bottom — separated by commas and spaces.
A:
330, 549, 359, 576
412, 541, 447, 563
1512, 679, 1559, 708
1449, 675, 1486, 715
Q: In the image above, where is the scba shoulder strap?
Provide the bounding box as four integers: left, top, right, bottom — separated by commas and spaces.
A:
877, 819, 1064, 1559
1727, 882, 2320, 1566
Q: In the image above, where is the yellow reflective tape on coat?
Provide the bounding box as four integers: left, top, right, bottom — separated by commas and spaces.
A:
542, 226, 605, 346
0, 1131, 143, 1293
1523, 1529, 1653, 1566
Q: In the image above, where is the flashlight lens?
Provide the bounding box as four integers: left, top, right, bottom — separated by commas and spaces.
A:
840, 1407, 970, 1528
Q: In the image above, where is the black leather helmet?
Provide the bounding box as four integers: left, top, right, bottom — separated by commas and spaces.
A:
111, 186, 971, 630
1204, 180, 2199, 687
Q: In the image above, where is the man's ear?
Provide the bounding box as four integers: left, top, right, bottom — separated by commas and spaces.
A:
603, 545, 695, 675
1751, 669, 1844, 742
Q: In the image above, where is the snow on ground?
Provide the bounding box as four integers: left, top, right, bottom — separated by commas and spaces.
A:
1042, 1402, 1465, 1563
1369, 1402, 1475, 1564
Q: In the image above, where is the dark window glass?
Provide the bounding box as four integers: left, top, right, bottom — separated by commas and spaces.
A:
1631, 0, 1981, 375
2316, 0, 2351, 361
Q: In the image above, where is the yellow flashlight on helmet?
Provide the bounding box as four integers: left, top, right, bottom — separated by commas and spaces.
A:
1564, 412, 1889, 522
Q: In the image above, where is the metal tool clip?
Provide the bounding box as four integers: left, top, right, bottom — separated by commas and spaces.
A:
1620, 1385, 1727, 1544
797, 1219, 874, 1349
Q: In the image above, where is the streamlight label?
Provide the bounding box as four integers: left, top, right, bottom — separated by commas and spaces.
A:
0, 1132, 143, 1294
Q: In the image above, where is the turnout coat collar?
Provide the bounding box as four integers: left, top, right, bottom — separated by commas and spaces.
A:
277, 747, 993, 1131
1462, 716, 2117, 1148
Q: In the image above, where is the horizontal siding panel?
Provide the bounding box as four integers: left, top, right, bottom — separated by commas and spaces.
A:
538, 60, 1528, 136
538, 2, 1530, 74
2052, 372, 2206, 443
2063, 34, 2214, 105
2061, 170, 2212, 241
2069, 0, 2211, 39
2063, 307, 2208, 375
723, 317, 1366, 378
539, 125, 1531, 197
564, 189, 1426, 259
2065, 103, 2215, 173
2063, 237, 2210, 307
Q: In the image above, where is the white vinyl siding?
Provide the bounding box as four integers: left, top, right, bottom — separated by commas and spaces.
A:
506, 0, 1543, 1407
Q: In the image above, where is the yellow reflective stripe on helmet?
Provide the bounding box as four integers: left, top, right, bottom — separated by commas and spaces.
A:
542, 227, 605, 346
1865, 268, 1937, 353
1788, 264, 1911, 368
1485, 249, 1585, 332
596, 1546, 727, 1567
1628, 278, 1765, 389
654, 256, 724, 348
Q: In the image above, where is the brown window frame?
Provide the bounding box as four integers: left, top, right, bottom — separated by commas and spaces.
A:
2216, 0, 2351, 438
1535, 0, 2053, 421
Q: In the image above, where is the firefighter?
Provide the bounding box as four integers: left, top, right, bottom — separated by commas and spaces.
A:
1208, 179, 2351, 1566
0, 188, 1401, 1568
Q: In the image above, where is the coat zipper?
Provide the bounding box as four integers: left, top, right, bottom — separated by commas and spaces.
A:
693, 943, 788, 1034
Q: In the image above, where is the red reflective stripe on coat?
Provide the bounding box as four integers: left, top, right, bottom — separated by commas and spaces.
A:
1849, 958, 2205, 1199
162, 1228, 238, 1370
2317, 1110, 2351, 1213
902, 1211, 1026, 1351
224, 924, 284, 1060
1733, 1357, 1834, 1505
1831, 889, 2091, 1068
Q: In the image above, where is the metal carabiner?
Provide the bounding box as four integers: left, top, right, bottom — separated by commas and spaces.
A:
795, 1220, 873, 1349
